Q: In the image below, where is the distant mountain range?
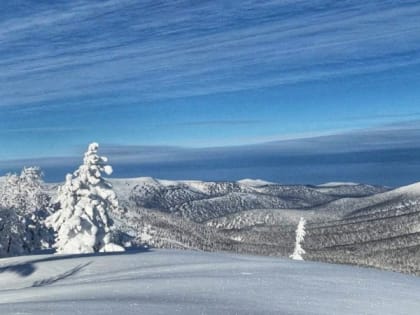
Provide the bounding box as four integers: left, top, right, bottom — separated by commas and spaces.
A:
111, 177, 387, 220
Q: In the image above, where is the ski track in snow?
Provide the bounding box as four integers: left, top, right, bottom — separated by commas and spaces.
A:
0, 249, 419, 314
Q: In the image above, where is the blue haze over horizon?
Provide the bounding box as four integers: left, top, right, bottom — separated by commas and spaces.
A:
1, 1, 420, 186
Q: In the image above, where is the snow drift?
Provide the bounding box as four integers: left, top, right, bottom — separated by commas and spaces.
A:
1, 249, 420, 314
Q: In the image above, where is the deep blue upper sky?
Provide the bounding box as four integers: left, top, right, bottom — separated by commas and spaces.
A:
1, 0, 420, 185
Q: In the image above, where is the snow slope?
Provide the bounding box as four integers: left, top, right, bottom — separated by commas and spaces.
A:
390, 182, 420, 197
236, 178, 275, 186
317, 182, 360, 187
1, 249, 419, 315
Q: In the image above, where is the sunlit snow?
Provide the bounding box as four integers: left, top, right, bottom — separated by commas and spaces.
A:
1, 249, 419, 314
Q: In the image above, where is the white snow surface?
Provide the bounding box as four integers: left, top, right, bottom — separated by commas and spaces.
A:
1, 249, 419, 315
317, 181, 360, 187
236, 178, 274, 186
390, 182, 420, 196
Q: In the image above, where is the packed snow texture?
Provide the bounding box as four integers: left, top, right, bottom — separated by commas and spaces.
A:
1, 249, 420, 315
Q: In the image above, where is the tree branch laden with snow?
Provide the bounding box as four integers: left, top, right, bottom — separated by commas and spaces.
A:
46, 143, 124, 254
0, 167, 52, 254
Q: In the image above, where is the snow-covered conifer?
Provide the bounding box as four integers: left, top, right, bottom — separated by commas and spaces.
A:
0, 167, 49, 214
290, 217, 306, 261
0, 173, 21, 210
0, 167, 51, 253
47, 143, 124, 254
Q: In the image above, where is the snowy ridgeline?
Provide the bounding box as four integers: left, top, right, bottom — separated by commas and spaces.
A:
1, 249, 420, 315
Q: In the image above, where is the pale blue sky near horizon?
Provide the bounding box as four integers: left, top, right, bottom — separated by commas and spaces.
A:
1, 0, 420, 185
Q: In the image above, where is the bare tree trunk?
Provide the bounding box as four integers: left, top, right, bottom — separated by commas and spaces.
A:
7, 236, 12, 253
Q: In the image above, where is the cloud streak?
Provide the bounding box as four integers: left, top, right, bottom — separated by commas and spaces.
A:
0, 127, 85, 134
1, 0, 420, 110
2, 121, 420, 186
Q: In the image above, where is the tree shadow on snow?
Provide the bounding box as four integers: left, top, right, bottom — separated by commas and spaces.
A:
0, 262, 36, 277
0, 246, 150, 278
31, 262, 91, 287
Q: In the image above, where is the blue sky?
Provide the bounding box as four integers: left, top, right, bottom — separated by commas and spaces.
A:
1, 0, 420, 185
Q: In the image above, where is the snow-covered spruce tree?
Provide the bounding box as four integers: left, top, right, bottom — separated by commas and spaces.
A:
290, 217, 306, 261
0, 167, 52, 253
46, 143, 124, 254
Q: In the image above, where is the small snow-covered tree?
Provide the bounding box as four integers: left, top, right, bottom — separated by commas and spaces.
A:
47, 143, 124, 254
0, 167, 50, 213
290, 217, 306, 261
0, 167, 52, 253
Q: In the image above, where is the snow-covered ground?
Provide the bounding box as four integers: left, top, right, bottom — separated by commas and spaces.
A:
1, 250, 419, 314
317, 182, 360, 187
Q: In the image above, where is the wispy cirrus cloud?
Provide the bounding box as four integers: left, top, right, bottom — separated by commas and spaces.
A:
1, 0, 420, 110
170, 120, 267, 127
0, 127, 85, 134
